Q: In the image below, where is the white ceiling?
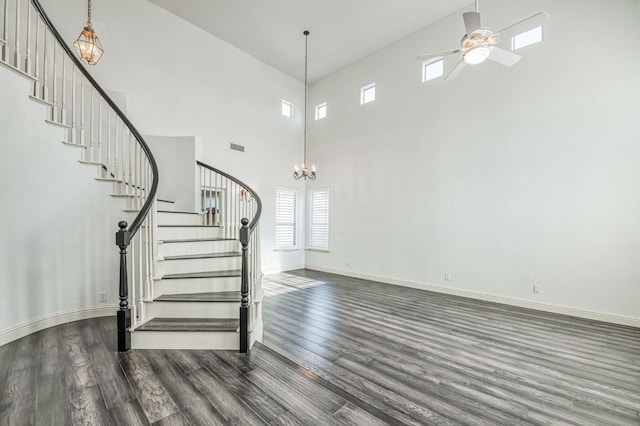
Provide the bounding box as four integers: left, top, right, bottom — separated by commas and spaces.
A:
147, 0, 472, 82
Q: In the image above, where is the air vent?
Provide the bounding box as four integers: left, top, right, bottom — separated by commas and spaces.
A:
230, 143, 245, 152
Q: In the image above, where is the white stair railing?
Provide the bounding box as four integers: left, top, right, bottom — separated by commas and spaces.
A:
1, 0, 159, 351
197, 161, 263, 352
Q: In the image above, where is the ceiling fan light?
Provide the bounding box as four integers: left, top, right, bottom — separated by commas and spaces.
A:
463, 46, 490, 65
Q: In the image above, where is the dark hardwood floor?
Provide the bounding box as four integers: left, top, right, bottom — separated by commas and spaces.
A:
0, 269, 639, 425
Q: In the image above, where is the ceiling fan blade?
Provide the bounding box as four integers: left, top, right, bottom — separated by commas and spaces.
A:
488, 46, 521, 67
494, 12, 549, 40
416, 49, 459, 62
445, 59, 466, 80
463, 11, 482, 35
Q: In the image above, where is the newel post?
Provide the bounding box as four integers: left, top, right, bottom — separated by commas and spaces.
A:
239, 217, 250, 353
116, 221, 131, 352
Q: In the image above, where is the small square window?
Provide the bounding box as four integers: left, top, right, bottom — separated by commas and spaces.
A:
512, 26, 543, 50
315, 102, 327, 120
422, 58, 443, 82
360, 83, 376, 105
282, 100, 294, 118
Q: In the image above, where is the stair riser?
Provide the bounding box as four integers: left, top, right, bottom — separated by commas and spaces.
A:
157, 226, 223, 240
154, 277, 240, 296
145, 301, 239, 318
156, 256, 241, 276
157, 211, 203, 226
131, 330, 239, 350
158, 240, 239, 258
157, 200, 175, 211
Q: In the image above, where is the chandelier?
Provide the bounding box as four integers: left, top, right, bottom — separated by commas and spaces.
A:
293, 30, 316, 180
74, 0, 104, 65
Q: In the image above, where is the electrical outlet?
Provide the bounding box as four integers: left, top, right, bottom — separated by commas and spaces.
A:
533, 284, 541, 294
444, 273, 451, 281
98, 291, 108, 303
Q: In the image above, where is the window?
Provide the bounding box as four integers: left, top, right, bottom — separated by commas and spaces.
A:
308, 189, 329, 250
315, 102, 327, 120
275, 188, 297, 248
281, 100, 294, 118
360, 83, 376, 104
512, 26, 543, 50
422, 58, 444, 82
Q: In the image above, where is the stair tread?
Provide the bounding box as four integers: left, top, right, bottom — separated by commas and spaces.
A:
158, 210, 201, 215
137, 317, 239, 332
155, 291, 240, 302
163, 252, 240, 260
162, 269, 242, 280
160, 238, 236, 244
158, 224, 222, 228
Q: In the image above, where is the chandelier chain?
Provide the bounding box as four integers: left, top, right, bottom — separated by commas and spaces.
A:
87, 0, 92, 26
303, 31, 308, 165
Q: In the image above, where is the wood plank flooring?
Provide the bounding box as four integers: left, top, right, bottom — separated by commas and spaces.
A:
260, 269, 640, 425
0, 268, 638, 425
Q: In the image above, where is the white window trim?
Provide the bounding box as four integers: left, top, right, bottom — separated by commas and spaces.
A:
315, 102, 327, 120
422, 57, 444, 82
307, 187, 330, 251
281, 100, 294, 118
275, 187, 298, 250
360, 82, 376, 105
511, 26, 544, 51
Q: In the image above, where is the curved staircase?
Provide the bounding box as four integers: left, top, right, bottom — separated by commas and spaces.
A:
2, 0, 263, 352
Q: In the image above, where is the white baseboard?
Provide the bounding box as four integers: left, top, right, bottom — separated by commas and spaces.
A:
305, 265, 640, 328
0, 304, 118, 347
262, 264, 306, 275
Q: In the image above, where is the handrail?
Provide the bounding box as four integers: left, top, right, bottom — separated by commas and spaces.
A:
31, 0, 158, 236
196, 160, 262, 230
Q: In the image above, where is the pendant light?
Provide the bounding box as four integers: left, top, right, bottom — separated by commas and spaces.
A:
74, 0, 104, 65
293, 30, 316, 180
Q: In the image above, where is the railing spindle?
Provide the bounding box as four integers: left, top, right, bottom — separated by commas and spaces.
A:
70, 63, 76, 142
2, 0, 8, 61
24, 0, 31, 73
13, 0, 20, 68
60, 54, 66, 124
32, 11, 39, 95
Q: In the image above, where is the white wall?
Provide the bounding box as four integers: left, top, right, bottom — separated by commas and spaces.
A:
146, 135, 201, 212
41, 0, 307, 273
0, 68, 133, 343
306, 0, 640, 322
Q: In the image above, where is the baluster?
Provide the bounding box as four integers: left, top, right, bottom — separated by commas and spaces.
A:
80, 74, 85, 147
51, 42, 56, 120
60, 55, 66, 124
41, 26, 47, 101
24, 0, 31, 73
70, 63, 75, 142
130, 226, 137, 324
89, 86, 94, 161
32, 12, 39, 95
13, 0, 20, 68
97, 97, 102, 164
113, 118, 118, 181
121, 122, 126, 185
128, 131, 133, 196
225, 178, 229, 238
239, 218, 250, 353
138, 225, 143, 304
208, 170, 213, 225
2, 0, 8, 61
116, 221, 131, 352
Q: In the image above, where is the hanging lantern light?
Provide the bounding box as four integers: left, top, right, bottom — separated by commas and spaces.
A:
74, 0, 104, 65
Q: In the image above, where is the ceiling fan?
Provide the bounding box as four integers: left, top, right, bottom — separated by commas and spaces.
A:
416, 0, 549, 80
